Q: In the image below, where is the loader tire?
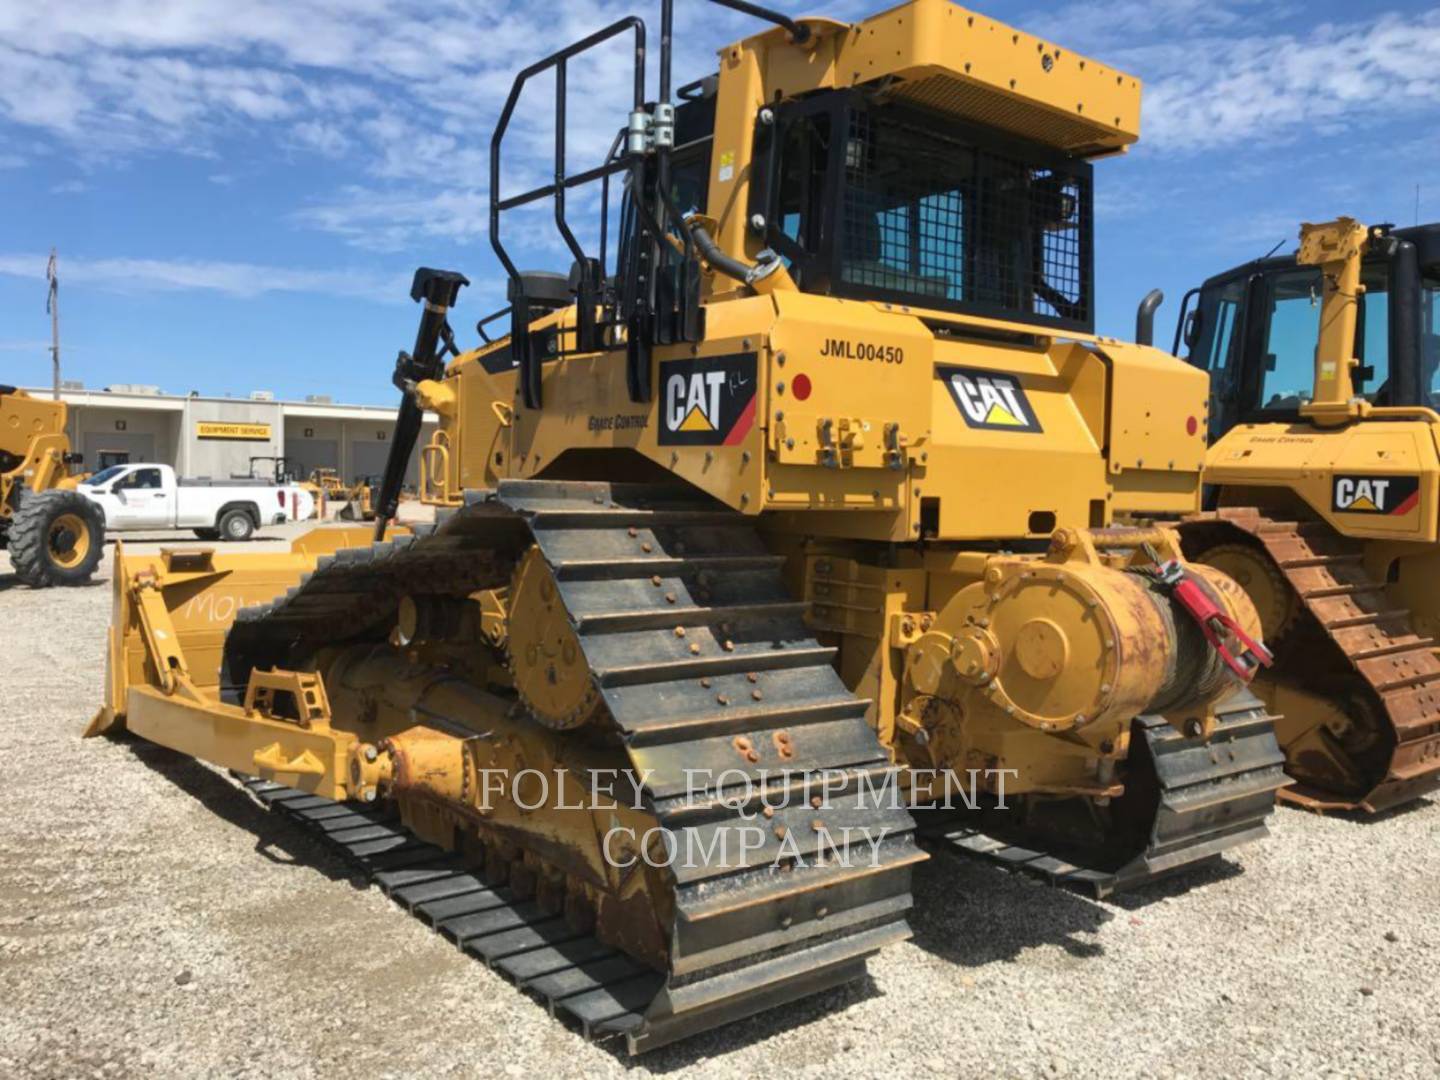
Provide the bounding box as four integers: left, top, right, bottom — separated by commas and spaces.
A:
8, 488, 105, 587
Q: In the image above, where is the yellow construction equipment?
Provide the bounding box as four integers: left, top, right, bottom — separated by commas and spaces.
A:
336, 475, 377, 521
92, 0, 1284, 1052
1, 384, 104, 586
1175, 217, 1440, 812
307, 467, 346, 498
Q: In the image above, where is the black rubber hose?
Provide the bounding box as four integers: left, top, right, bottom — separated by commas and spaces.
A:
689, 222, 762, 284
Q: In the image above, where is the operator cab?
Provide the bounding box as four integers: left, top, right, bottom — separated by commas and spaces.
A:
1176, 223, 1440, 440
747, 92, 1093, 330
478, 0, 1125, 414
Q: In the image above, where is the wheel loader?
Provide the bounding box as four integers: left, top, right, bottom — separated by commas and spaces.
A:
1175, 217, 1440, 812
0, 384, 105, 587
90, 0, 1284, 1053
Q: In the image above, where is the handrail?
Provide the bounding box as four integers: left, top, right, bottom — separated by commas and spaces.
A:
488, 16, 646, 287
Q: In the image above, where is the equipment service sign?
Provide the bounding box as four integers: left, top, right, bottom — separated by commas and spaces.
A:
1332, 474, 1420, 515
938, 366, 1042, 433
659, 353, 758, 446
195, 422, 272, 440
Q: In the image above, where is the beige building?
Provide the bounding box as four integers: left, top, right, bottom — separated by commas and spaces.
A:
30, 383, 437, 487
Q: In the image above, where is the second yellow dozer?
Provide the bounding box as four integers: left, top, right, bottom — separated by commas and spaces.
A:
90, 0, 1284, 1053
1175, 217, 1440, 812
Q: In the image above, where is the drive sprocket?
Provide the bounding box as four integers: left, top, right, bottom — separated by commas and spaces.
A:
506, 544, 604, 730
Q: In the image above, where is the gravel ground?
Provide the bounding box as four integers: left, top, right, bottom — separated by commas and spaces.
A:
3, 526, 1439, 1079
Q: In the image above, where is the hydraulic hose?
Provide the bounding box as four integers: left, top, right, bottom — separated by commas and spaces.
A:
688, 221, 778, 287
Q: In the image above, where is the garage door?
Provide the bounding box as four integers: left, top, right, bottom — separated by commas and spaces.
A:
287, 439, 340, 481
84, 433, 156, 470
349, 441, 394, 486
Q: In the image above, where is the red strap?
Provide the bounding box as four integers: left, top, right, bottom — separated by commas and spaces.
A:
1169, 575, 1275, 681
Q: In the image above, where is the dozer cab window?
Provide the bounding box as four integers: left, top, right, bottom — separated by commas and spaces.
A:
758, 95, 1094, 332
1261, 266, 1393, 410
1195, 261, 1430, 432
1421, 272, 1440, 402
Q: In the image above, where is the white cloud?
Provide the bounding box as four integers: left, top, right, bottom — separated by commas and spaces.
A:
0, 0, 778, 252
1137, 11, 1440, 153
11, 0, 1435, 262
290, 120, 350, 158
0, 252, 409, 303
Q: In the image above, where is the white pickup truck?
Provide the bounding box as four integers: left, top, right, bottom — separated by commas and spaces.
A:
77, 463, 316, 541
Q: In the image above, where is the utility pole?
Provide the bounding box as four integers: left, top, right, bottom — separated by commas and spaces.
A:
46, 248, 60, 400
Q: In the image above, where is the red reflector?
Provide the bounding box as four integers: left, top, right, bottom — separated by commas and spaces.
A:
1186, 416, 1198, 436
792, 373, 813, 401
277, 491, 285, 506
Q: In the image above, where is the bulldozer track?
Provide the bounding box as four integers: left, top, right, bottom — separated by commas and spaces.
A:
1189, 508, 1440, 812
223, 480, 921, 1054
238, 774, 672, 1041
916, 691, 1285, 897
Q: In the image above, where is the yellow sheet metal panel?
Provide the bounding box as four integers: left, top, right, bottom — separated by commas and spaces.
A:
1101, 339, 1209, 515
763, 293, 928, 513
1207, 421, 1440, 543
828, 0, 1139, 155
1309, 427, 1437, 540
486, 297, 777, 514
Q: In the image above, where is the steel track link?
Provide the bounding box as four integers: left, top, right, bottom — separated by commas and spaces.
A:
1192, 509, 1440, 812
224, 479, 921, 1054
916, 691, 1286, 898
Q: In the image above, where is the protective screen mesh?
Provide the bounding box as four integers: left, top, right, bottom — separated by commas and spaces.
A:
840, 106, 1090, 324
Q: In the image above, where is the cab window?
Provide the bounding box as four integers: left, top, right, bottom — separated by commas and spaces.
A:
1262, 265, 1392, 410
1259, 269, 1321, 410
1423, 274, 1440, 404
117, 468, 162, 491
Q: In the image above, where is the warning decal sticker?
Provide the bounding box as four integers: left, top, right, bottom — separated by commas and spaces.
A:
938, 366, 1043, 434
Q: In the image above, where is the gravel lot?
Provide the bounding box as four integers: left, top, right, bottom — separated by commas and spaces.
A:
3, 526, 1439, 1079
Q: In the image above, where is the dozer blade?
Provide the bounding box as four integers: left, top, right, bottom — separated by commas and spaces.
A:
917, 690, 1287, 898
213, 480, 922, 1054
1186, 509, 1440, 813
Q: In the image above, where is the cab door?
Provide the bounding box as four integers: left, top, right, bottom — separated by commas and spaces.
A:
111, 467, 171, 528
1185, 270, 1273, 442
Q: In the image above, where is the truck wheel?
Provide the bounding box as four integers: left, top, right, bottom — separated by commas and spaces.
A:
219, 509, 255, 542
193, 528, 220, 541
8, 489, 106, 587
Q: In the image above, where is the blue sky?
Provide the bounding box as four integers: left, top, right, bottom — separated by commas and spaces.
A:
3, 0, 1440, 405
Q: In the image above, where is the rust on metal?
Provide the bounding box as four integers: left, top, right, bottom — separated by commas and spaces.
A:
1193, 508, 1440, 812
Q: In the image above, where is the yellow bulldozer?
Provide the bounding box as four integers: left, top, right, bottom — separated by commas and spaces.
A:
1, 384, 105, 587
1175, 217, 1440, 812
90, 0, 1285, 1052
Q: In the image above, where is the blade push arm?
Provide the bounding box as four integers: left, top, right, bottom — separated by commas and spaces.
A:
374, 268, 468, 539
